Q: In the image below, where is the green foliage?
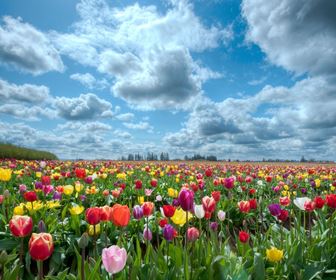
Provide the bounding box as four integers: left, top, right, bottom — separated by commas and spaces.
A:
0, 143, 58, 160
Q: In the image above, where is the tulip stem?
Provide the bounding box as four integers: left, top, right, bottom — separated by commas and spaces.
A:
184, 211, 189, 280
37, 261, 43, 280
19, 237, 24, 265
81, 248, 85, 280
93, 225, 97, 259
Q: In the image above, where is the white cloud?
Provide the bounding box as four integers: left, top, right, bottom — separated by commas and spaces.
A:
56, 121, 112, 132
123, 121, 153, 132
115, 113, 134, 122
242, 0, 336, 76
0, 16, 64, 75
0, 78, 49, 104
50, 0, 231, 110
54, 93, 114, 120
70, 72, 108, 89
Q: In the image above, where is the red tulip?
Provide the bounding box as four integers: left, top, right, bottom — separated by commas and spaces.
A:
142, 202, 154, 216
314, 196, 325, 209
202, 196, 216, 213
304, 200, 316, 212
211, 191, 221, 202
279, 196, 291, 206
278, 209, 289, 222
135, 180, 142, 190
110, 204, 130, 227
75, 168, 86, 179
85, 207, 101, 225
326, 194, 336, 209
205, 168, 213, 177
159, 218, 168, 228
162, 205, 176, 218
150, 179, 158, 187
41, 176, 51, 185
24, 191, 37, 202
249, 198, 257, 210
239, 231, 250, 243
238, 201, 250, 213
9, 215, 33, 237
29, 233, 54, 261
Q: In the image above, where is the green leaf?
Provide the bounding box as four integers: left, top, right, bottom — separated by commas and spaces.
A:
252, 253, 265, 280
0, 239, 18, 251
302, 263, 324, 280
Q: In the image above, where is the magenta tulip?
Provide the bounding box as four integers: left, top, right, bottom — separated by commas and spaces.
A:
178, 189, 194, 211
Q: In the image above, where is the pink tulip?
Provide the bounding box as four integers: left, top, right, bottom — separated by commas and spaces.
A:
102, 245, 127, 274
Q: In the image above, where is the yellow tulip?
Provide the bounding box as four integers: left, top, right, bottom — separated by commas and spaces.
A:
315, 179, 321, 188
168, 188, 178, 198
46, 201, 61, 209
266, 247, 284, 262
75, 182, 84, 192
0, 168, 12, 182
25, 201, 44, 212
69, 204, 84, 215
116, 173, 127, 180
13, 204, 25, 215
138, 196, 144, 205
36, 172, 42, 178
171, 208, 193, 227
63, 185, 74, 195
88, 224, 101, 236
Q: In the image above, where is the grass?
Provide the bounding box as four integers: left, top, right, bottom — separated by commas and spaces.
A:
0, 143, 58, 160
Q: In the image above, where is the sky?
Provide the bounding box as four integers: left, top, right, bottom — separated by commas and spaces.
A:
0, 0, 335, 160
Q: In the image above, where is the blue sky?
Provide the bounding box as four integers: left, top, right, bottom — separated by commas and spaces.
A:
0, 0, 335, 160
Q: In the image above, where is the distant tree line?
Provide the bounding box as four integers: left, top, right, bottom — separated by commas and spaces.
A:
0, 143, 58, 160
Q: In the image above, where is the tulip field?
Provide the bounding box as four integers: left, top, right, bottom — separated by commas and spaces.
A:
0, 160, 336, 280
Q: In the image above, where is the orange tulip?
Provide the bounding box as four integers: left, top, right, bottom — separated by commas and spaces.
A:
110, 204, 130, 227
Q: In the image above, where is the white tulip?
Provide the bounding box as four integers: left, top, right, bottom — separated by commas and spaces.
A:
293, 197, 311, 210
194, 204, 205, 219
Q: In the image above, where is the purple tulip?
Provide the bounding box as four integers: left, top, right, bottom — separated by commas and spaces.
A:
178, 189, 194, 211
210, 222, 218, 231
52, 191, 62, 200
301, 188, 307, 194
268, 204, 281, 217
143, 227, 152, 241
172, 199, 180, 207
163, 224, 175, 241
133, 205, 143, 220
85, 177, 93, 184
35, 181, 43, 190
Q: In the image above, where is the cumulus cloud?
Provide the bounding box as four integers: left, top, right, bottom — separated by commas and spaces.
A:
0, 78, 49, 104
56, 121, 112, 132
53, 93, 114, 120
164, 75, 336, 160
51, 0, 230, 110
0, 79, 56, 120
0, 16, 64, 75
70, 72, 108, 89
115, 113, 134, 122
123, 121, 153, 132
242, 0, 336, 76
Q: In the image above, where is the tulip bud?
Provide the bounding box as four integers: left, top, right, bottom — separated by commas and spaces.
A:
29, 233, 54, 261
3, 189, 10, 199
78, 232, 89, 249
143, 227, 152, 241
194, 205, 205, 219
0, 251, 8, 265
38, 220, 46, 233
217, 210, 226, 221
